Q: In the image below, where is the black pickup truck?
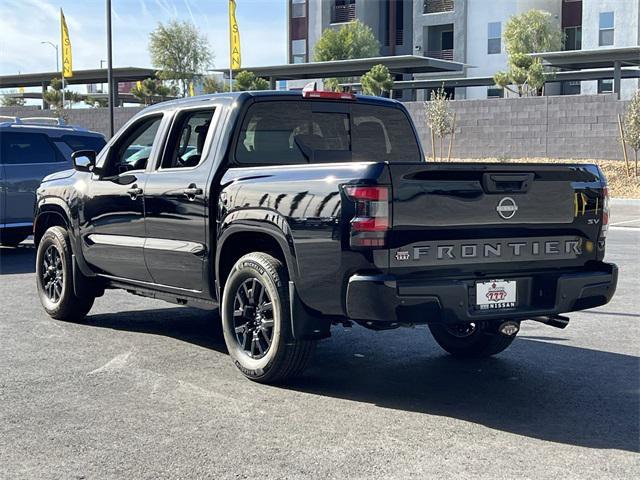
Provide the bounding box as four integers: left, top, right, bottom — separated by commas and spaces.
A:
34, 90, 617, 383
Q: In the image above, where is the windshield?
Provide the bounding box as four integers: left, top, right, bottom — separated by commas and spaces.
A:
235, 101, 422, 165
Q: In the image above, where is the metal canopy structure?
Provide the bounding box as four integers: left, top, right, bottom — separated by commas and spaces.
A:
211, 55, 464, 86
0, 67, 156, 89
530, 47, 640, 98
341, 67, 640, 91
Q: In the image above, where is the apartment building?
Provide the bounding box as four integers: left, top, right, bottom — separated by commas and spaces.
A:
287, 0, 639, 99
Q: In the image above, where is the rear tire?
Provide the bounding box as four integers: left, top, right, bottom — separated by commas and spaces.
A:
221, 252, 316, 384
429, 322, 515, 358
36, 226, 94, 321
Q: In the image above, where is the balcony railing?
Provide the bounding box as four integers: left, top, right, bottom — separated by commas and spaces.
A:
332, 4, 356, 23
426, 49, 454, 61
424, 0, 454, 14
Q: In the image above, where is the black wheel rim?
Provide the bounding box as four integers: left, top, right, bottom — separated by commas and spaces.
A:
232, 278, 274, 359
446, 322, 477, 338
41, 245, 63, 303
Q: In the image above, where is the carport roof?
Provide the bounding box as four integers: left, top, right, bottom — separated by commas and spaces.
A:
529, 46, 640, 70
0, 67, 156, 88
211, 55, 465, 80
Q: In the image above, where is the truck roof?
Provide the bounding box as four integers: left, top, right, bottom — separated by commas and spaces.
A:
141, 90, 402, 114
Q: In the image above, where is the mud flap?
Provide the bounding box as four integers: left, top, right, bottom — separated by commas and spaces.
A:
72, 254, 104, 298
289, 281, 331, 340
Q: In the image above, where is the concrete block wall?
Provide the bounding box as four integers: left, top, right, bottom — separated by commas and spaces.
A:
0, 106, 143, 139
405, 94, 631, 160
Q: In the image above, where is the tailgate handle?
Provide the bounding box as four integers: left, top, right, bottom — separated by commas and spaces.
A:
482, 173, 534, 193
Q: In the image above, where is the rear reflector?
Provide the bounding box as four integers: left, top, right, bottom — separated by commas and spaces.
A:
343, 185, 390, 248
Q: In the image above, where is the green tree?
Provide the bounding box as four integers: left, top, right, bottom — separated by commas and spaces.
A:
361, 64, 394, 97
85, 95, 108, 108
313, 20, 380, 90
130, 78, 178, 105
1, 90, 26, 106
149, 20, 214, 97
202, 76, 228, 94
233, 71, 270, 91
43, 78, 82, 112
425, 86, 454, 161
494, 10, 562, 97
313, 20, 379, 61
624, 90, 640, 175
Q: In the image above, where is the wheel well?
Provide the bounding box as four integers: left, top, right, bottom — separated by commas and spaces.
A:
34, 209, 69, 247
217, 231, 290, 292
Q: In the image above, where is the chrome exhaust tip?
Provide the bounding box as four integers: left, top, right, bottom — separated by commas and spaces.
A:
498, 321, 520, 336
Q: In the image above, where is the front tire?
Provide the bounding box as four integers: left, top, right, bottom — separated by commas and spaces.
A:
429, 322, 516, 358
36, 226, 94, 321
221, 252, 316, 384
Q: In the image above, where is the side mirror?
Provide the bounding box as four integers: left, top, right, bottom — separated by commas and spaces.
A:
71, 150, 96, 172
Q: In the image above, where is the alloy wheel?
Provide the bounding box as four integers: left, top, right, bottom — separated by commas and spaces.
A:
41, 245, 64, 303
232, 278, 274, 359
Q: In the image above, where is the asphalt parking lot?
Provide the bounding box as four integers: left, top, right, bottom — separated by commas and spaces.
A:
1, 205, 638, 479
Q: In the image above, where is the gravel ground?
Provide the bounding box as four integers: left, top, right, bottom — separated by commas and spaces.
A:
0, 215, 638, 479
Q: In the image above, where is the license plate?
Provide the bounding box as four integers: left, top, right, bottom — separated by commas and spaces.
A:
476, 280, 517, 310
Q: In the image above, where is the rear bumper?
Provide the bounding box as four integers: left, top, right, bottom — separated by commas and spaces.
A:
346, 263, 618, 324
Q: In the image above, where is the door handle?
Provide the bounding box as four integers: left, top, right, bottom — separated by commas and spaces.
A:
183, 184, 203, 201
127, 184, 143, 199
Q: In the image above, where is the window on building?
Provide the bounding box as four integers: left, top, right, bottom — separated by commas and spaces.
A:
332, 0, 356, 23
599, 12, 614, 46
424, 0, 454, 14
291, 39, 306, 63
488, 22, 501, 54
598, 79, 613, 94
487, 87, 504, 98
564, 26, 582, 50
291, 0, 306, 18
561, 81, 581, 95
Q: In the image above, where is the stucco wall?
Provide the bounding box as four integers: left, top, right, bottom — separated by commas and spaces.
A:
405, 93, 630, 160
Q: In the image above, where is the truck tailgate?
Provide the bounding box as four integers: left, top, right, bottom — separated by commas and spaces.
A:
386, 162, 606, 274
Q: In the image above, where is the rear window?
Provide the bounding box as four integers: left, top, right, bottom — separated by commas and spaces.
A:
0, 132, 61, 165
61, 134, 106, 153
235, 101, 421, 165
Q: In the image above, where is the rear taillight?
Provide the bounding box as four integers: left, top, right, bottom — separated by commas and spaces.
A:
343, 185, 390, 248
601, 186, 610, 239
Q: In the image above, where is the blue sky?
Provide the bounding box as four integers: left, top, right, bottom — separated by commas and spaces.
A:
0, 0, 287, 76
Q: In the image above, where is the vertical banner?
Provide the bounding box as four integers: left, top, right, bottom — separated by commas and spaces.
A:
60, 9, 73, 78
229, 0, 241, 70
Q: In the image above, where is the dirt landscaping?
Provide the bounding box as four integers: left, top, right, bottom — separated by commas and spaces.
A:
454, 158, 640, 199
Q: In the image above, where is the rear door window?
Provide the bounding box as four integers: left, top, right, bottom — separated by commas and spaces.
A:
0, 132, 61, 165
234, 100, 421, 166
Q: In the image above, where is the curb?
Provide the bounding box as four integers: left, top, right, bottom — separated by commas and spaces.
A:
610, 198, 640, 206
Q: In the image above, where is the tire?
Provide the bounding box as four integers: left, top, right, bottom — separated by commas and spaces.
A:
429, 322, 516, 358
36, 226, 94, 321
221, 252, 316, 384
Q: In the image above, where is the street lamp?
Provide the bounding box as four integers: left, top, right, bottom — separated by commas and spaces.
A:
41, 41, 59, 73
41, 41, 62, 110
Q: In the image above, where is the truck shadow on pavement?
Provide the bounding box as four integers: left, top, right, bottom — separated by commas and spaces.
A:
0, 245, 36, 275
84, 306, 639, 453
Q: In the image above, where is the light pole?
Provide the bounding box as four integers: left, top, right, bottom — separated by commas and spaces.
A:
100, 60, 106, 93
106, 0, 114, 137
41, 41, 59, 72
41, 41, 61, 110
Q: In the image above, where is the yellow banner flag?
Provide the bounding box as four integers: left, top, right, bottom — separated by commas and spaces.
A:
189, 82, 195, 97
61, 9, 73, 78
229, 0, 241, 70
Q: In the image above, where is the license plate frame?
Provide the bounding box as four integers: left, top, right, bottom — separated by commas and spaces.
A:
475, 279, 517, 310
